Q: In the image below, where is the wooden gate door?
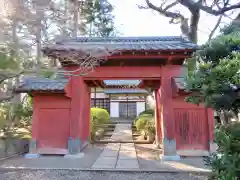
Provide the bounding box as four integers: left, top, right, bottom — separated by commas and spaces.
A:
38, 109, 70, 151
174, 108, 209, 151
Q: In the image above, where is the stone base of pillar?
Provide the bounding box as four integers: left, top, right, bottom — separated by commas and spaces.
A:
68, 138, 82, 154
29, 139, 37, 153
177, 150, 209, 156
160, 139, 181, 161
24, 153, 40, 159
160, 155, 181, 161
163, 139, 177, 156
210, 142, 218, 153
68, 138, 90, 154
64, 153, 84, 159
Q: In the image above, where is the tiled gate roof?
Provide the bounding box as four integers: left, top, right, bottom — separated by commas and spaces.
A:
43, 36, 199, 51
15, 78, 148, 93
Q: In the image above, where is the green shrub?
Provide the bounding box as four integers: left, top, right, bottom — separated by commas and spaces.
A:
90, 116, 96, 141
139, 109, 154, 116
90, 108, 110, 142
134, 113, 153, 125
135, 114, 153, 131
204, 122, 240, 180
91, 108, 110, 124
145, 120, 155, 135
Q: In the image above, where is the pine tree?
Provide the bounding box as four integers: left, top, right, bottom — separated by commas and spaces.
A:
80, 0, 116, 37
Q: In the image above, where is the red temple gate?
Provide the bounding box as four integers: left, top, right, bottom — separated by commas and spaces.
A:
15, 36, 215, 157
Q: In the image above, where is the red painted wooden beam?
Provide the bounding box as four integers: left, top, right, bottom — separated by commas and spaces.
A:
83, 66, 162, 80
107, 54, 191, 60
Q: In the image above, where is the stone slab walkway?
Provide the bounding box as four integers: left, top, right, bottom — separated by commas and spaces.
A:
91, 124, 139, 169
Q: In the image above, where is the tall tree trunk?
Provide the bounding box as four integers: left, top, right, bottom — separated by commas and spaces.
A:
63, 0, 68, 38
35, 1, 44, 74
73, 0, 79, 37
188, 10, 200, 43
11, 18, 21, 104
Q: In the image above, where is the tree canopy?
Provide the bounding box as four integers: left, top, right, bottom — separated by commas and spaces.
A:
185, 21, 240, 117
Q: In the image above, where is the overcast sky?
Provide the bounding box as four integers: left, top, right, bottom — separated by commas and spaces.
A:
109, 0, 239, 44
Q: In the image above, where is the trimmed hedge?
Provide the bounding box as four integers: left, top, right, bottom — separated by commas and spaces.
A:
91, 107, 110, 124
90, 108, 110, 141
134, 109, 155, 139
139, 109, 154, 116
135, 114, 153, 131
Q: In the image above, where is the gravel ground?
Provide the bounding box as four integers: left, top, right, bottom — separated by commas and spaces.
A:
0, 170, 208, 180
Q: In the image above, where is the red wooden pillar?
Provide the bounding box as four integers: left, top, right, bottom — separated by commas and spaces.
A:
154, 89, 163, 148
157, 65, 182, 158
81, 84, 91, 143
207, 108, 215, 152
67, 75, 88, 154
29, 97, 38, 153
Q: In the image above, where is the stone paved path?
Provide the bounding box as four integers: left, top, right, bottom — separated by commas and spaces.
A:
91, 124, 139, 169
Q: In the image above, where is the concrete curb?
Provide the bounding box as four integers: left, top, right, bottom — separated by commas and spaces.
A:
0, 167, 211, 175
0, 152, 24, 161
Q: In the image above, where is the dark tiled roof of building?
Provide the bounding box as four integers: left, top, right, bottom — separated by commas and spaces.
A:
43, 36, 199, 52
15, 78, 147, 94
103, 80, 141, 86
15, 77, 68, 92
104, 89, 148, 94
173, 77, 186, 90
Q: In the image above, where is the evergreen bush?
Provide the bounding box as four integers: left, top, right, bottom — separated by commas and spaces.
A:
90, 108, 110, 141
139, 109, 154, 116
204, 122, 240, 180
90, 108, 110, 124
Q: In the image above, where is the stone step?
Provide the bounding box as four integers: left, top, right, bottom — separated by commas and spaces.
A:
95, 124, 116, 128
94, 139, 152, 144
101, 127, 115, 132
110, 120, 134, 124
104, 132, 141, 137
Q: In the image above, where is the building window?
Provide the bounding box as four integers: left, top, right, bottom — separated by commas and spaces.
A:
91, 98, 110, 112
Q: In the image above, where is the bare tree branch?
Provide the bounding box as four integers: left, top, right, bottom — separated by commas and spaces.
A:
208, 15, 223, 42
163, 1, 179, 11
0, 95, 14, 103
145, 0, 185, 20
178, 0, 240, 15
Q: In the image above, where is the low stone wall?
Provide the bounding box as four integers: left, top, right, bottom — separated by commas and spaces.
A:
0, 139, 29, 159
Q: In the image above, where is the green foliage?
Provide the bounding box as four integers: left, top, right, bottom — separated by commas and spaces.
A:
135, 112, 155, 137
134, 113, 152, 125
0, 52, 18, 70
204, 122, 240, 180
81, 0, 116, 37
90, 116, 96, 141
91, 107, 110, 124
90, 107, 110, 141
0, 95, 32, 139
220, 16, 240, 35
139, 109, 154, 116
198, 33, 240, 65
185, 53, 240, 113
39, 69, 56, 78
